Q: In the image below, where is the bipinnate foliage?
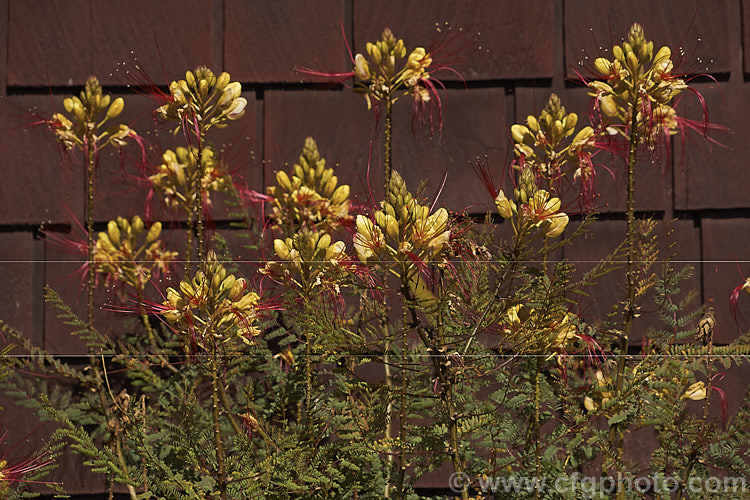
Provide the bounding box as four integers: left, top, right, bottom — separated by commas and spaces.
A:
1, 23, 750, 500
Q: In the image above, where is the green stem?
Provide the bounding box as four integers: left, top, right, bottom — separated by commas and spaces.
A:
534, 357, 542, 499
217, 383, 242, 437
211, 360, 227, 500
305, 332, 312, 425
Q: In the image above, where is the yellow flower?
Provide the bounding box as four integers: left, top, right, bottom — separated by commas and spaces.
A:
494, 190, 516, 219
682, 381, 707, 401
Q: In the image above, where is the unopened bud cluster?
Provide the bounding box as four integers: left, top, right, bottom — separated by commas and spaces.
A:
149, 145, 231, 215
589, 23, 687, 144
266, 229, 350, 290
51, 76, 133, 150
494, 167, 569, 239
94, 216, 177, 291
354, 28, 434, 109
267, 137, 351, 231
511, 93, 596, 183
354, 170, 450, 266
161, 252, 261, 347
157, 67, 247, 135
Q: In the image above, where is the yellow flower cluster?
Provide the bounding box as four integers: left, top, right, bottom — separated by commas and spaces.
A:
94, 216, 177, 291
162, 252, 261, 347
353, 28, 434, 109
589, 23, 687, 143
511, 93, 596, 181
266, 229, 349, 290
157, 67, 247, 134
149, 145, 231, 215
267, 137, 351, 231
354, 170, 450, 268
494, 167, 568, 239
51, 76, 133, 150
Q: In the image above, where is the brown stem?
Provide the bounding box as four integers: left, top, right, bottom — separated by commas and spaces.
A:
680, 345, 714, 497
185, 216, 194, 276
85, 136, 136, 495
194, 138, 206, 265
610, 95, 640, 497
86, 140, 95, 332
384, 98, 393, 193
401, 278, 468, 500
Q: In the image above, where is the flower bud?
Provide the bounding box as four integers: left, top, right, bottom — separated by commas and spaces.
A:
565, 113, 578, 131
600, 95, 618, 117
216, 72, 231, 91
626, 51, 639, 73
331, 184, 350, 205
494, 190, 515, 219
145, 221, 162, 245
653, 46, 671, 65
199, 78, 209, 96
225, 97, 247, 119
366, 42, 381, 65
613, 45, 624, 62
394, 38, 406, 59
107, 220, 121, 246
316, 233, 332, 252
526, 115, 539, 133
594, 57, 612, 76
545, 213, 568, 237
219, 82, 241, 108
511, 124, 532, 145
106, 97, 124, 119
683, 381, 707, 401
